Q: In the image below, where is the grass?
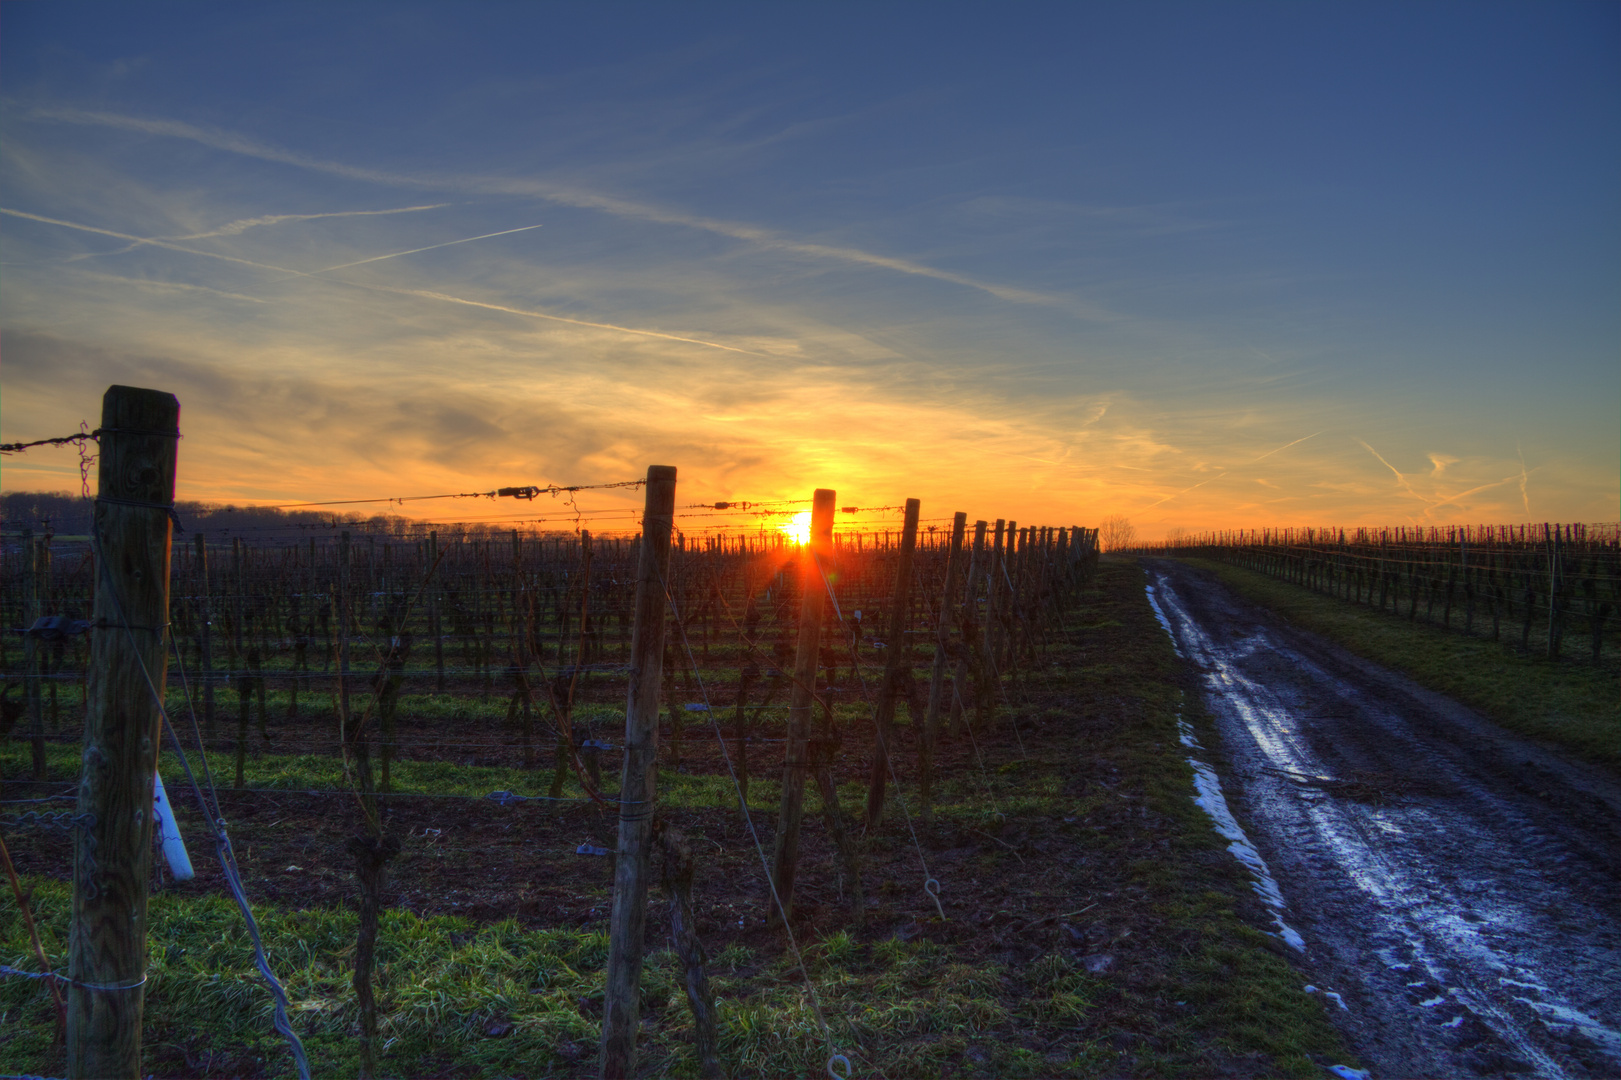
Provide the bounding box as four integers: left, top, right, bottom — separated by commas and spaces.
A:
1178, 557, 1621, 770
2, 559, 1356, 1078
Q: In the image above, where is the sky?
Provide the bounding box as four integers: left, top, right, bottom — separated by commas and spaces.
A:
2, 2, 1617, 538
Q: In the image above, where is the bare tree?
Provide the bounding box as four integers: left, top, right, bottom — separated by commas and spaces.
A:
1099, 515, 1137, 553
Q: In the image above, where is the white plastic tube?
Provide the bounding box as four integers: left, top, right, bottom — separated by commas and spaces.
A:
152, 770, 195, 881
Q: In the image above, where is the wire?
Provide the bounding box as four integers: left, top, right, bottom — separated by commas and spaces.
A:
88, 520, 312, 1080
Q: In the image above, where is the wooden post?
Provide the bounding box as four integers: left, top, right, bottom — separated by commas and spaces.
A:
920, 512, 966, 819
949, 520, 987, 739
769, 488, 835, 922
69, 385, 179, 1080
193, 537, 214, 734
865, 498, 920, 829
23, 529, 47, 778
601, 465, 677, 1080
429, 531, 445, 694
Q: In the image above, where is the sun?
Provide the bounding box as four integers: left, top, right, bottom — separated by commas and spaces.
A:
779, 510, 812, 545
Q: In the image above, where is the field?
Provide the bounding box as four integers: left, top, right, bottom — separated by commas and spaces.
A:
2, 521, 1353, 1078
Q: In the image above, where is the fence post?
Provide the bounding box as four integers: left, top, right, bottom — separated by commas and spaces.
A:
601, 465, 677, 1080
193, 534, 215, 733
866, 498, 920, 829
68, 385, 179, 1080
22, 528, 46, 778
769, 488, 836, 922
920, 511, 967, 819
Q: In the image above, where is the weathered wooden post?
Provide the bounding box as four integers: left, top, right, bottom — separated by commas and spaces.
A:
193, 534, 215, 733
769, 488, 835, 922
429, 530, 446, 694
920, 511, 966, 819
69, 386, 179, 1079
22, 528, 47, 778
601, 465, 678, 1080
865, 498, 920, 829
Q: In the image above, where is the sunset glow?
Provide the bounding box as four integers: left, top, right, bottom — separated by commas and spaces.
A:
0, 8, 1615, 535
779, 511, 813, 546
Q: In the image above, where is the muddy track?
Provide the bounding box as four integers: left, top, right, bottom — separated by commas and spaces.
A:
1144, 559, 1621, 1080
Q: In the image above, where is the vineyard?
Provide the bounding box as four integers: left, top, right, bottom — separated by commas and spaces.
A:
1145, 524, 1621, 664
18, 387, 1312, 1080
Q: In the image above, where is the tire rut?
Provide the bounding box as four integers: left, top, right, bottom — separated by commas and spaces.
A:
1145, 559, 1621, 1079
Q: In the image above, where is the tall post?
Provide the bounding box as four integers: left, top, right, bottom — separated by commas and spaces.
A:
69, 385, 179, 1080
429, 531, 445, 694
920, 512, 967, 819
193, 534, 215, 733
865, 498, 920, 829
601, 465, 678, 1080
23, 529, 46, 778
769, 488, 836, 922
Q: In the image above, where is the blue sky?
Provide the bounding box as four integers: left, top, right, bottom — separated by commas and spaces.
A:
3, 2, 1616, 534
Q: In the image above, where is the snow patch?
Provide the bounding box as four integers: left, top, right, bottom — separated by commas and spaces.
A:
1184, 744, 1305, 951
1144, 584, 1184, 656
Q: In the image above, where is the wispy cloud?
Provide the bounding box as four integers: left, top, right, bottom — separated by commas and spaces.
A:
1355, 438, 1425, 503
169, 204, 449, 240
24, 106, 1083, 310
66, 203, 453, 259
1, 206, 302, 274
1252, 430, 1322, 463
295, 224, 543, 276
340, 280, 763, 355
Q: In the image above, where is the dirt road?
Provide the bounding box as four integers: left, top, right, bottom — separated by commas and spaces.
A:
1144, 560, 1621, 1079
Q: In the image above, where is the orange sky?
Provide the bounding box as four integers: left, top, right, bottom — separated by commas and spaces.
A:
3, 8, 1616, 538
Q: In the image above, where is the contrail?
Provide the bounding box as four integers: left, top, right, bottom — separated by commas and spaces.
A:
341, 280, 763, 355
1426, 476, 1518, 513
297, 224, 543, 275
1, 207, 302, 274
171, 204, 448, 240
1516, 442, 1532, 517
1355, 438, 1425, 502
63, 205, 449, 261
28, 106, 1093, 312
1252, 430, 1322, 463
1143, 471, 1228, 510
6, 206, 753, 354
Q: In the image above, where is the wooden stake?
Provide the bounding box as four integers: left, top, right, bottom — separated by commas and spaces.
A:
865, 498, 920, 829
22, 529, 46, 778
69, 385, 179, 1080
920, 512, 967, 819
769, 488, 835, 922
601, 465, 677, 1080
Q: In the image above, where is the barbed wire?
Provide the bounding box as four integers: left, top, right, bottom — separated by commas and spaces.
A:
0, 810, 95, 832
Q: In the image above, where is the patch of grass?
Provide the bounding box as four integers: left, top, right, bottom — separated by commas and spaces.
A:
1180, 557, 1621, 769
2, 559, 1357, 1078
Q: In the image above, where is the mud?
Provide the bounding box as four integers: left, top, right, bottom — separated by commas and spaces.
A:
1146, 559, 1621, 1079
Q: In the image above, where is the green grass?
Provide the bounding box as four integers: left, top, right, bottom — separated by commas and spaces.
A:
2, 560, 1357, 1077
1180, 557, 1621, 769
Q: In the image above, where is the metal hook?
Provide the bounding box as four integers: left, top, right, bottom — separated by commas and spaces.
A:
924, 877, 946, 920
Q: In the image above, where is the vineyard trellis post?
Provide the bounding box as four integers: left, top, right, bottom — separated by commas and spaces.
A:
68, 385, 179, 1080
601, 464, 678, 1080
193, 533, 215, 733
865, 497, 920, 829
769, 487, 836, 923
920, 511, 967, 819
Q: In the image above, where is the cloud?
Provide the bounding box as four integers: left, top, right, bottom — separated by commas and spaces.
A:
23, 105, 1082, 310
1428, 453, 1459, 477
1, 207, 301, 274
169, 204, 450, 241
297, 224, 543, 276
